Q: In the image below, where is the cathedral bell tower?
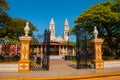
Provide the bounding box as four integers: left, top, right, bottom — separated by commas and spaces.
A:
64, 19, 69, 41
49, 18, 55, 41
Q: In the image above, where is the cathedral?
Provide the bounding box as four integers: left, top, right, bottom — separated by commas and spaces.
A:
46, 18, 75, 56
30, 18, 75, 56
49, 18, 69, 42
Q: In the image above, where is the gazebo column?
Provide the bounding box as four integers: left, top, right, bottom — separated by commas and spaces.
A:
72, 47, 75, 56
59, 45, 61, 56
36, 46, 39, 56
65, 46, 68, 56
45, 45, 46, 54
62, 46, 65, 56
41, 46, 43, 56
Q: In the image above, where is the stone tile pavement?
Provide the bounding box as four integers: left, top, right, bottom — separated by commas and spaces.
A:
0, 59, 120, 79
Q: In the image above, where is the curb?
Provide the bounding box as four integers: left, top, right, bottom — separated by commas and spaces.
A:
0, 72, 120, 80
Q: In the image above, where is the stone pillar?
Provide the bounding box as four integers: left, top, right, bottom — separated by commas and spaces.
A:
91, 38, 104, 69
91, 26, 104, 69
18, 22, 31, 72
18, 36, 31, 72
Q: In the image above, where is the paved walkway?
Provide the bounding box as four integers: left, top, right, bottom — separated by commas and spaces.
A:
0, 59, 120, 79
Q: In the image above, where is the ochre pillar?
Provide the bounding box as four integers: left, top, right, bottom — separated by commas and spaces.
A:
91, 38, 104, 69
18, 36, 31, 72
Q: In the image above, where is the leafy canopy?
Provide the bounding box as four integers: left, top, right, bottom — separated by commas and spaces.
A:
71, 0, 120, 54
0, 0, 38, 44
0, 0, 10, 28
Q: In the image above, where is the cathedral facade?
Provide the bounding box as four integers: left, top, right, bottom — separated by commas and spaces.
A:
49, 18, 70, 42
46, 18, 75, 56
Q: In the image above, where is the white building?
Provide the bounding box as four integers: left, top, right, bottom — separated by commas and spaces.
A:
49, 18, 70, 42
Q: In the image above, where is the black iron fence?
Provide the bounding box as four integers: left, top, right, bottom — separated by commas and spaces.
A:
76, 29, 93, 69
30, 55, 43, 71
42, 29, 50, 70
30, 29, 50, 71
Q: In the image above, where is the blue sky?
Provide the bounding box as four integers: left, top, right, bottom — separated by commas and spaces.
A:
7, 0, 106, 41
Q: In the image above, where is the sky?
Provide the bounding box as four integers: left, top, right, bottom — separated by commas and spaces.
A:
7, 0, 106, 41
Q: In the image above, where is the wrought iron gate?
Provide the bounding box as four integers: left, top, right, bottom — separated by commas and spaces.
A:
30, 29, 50, 71
76, 28, 92, 69
42, 29, 50, 70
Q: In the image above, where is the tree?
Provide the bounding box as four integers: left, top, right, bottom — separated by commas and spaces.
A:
0, 18, 37, 42
71, 0, 120, 55
31, 35, 41, 45
116, 0, 120, 3
36, 34, 44, 43
0, 0, 38, 56
0, 0, 37, 40
0, 0, 10, 29
5, 18, 37, 39
0, 18, 37, 53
